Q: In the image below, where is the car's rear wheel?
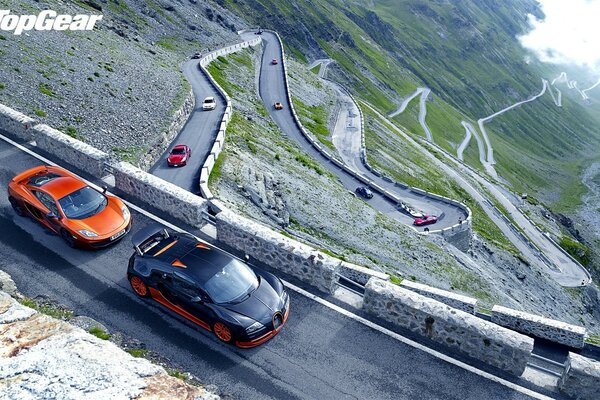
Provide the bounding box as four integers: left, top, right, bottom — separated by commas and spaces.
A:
60, 229, 76, 248
129, 275, 150, 298
8, 197, 25, 216
213, 322, 234, 343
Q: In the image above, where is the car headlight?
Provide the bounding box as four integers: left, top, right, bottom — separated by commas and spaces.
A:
78, 229, 98, 237
245, 321, 265, 334
122, 206, 130, 219
283, 291, 290, 309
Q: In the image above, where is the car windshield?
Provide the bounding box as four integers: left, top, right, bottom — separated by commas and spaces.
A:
204, 98, 214, 103
58, 186, 108, 219
204, 259, 258, 304
171, 148, 185, 154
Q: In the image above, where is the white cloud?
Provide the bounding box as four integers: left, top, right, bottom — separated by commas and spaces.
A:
519, 0, 600, 71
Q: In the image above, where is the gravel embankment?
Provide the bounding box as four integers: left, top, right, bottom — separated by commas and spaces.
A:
0, 0, 241, 164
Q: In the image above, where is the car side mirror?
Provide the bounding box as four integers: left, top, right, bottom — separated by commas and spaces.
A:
102, 185, 108, 194
190, 296, 204, 304
47, 211, 58, 219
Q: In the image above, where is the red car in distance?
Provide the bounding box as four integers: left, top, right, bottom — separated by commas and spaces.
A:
413, 215, 438, 226
167, 145, 191, 167
271, 58, 278, 65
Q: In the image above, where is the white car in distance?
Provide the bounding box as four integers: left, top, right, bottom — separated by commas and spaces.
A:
202, 97, 216, 111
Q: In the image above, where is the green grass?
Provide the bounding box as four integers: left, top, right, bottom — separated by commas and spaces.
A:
126, 348, 149, 358
38, 83, 56, 97
318, 247, 347, 261
292, 98, 334, 150
559, 236, 592, 267
226, 112, 260, 155
18, 298, 73, 320
33, 108, 47, 117
310, 63, 321, 75
157, 36, 178, 51
88, 327, 111, 340
586, 335, 600, 346
206, 56, 245, 95
388, 274, 402, 285
0, 83, 5, 90
166, 368, 189, 381
63, 126, 79, 139
294, 153, 325, 175
208, 152, 226, 186
112, 146, 142, 163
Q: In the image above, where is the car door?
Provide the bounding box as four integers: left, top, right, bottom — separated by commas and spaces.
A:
170, 272, 215, 325
30, 189, 63, 233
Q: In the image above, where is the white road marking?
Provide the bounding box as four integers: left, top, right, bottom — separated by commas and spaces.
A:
0, 131, 550, 399
284, 280, 553, 400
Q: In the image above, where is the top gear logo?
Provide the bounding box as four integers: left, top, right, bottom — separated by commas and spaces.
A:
0, 10, 103, 35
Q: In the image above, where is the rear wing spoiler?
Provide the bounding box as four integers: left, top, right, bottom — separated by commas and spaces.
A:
131, 223, 170, 255
11, 165, 48, 183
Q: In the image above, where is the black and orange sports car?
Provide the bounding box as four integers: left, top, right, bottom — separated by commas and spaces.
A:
274, 102, 283, 110
128, 225, 289, 348
8, 165, 132, 248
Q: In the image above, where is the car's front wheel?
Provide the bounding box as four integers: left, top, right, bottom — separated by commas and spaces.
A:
129, 275, 150, 298
213, 322, 234, 344
60, 229, 76, 248
8, 197, 25, 216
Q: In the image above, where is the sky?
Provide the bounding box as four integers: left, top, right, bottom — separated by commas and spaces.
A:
519, 0, 600, 73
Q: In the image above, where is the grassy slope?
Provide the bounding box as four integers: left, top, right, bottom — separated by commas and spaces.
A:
363, 105, 517, 253
222, 0, 600, 215
207, 48, 497, 301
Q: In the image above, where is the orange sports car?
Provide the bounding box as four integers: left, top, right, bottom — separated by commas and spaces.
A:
8, 165, 132, 248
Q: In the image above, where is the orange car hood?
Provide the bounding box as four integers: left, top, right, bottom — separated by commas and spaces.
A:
65, 198, 126, 235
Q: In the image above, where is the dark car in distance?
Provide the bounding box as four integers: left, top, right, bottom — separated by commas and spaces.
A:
355, 186, 374, 199
127, 225, 290, 348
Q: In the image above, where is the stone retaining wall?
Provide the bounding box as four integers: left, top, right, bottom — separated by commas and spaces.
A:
491, 305, 586, 348
32, 124, 110, 177
363, 278, 533, 375
215, 208, 338, 293
0, 103, 35, 141
339, 261, 389, 285
400, 279, 477, 314
112, 161, 208, 228
559, 352, 600, 400
138, 88, 195, 171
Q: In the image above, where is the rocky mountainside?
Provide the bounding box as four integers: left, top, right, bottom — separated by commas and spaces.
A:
221, 0, 600, 278
0, 0, 241, 164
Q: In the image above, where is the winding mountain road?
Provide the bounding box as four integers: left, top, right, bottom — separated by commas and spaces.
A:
389, 87, 434, 141
0, 135, 549, 400
150, 57, 226, 194
253, 32, 467, 230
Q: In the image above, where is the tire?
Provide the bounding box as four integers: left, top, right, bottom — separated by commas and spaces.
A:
8, 197, 25, 216
129, 275, 150, 298
60, 229, 76, 248
213, 322, 234, 344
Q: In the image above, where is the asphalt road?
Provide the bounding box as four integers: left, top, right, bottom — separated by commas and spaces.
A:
328, 81, 465, 227
252, 32, 467, 231
0, 136, 547, 400
150, 58, 225, 194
